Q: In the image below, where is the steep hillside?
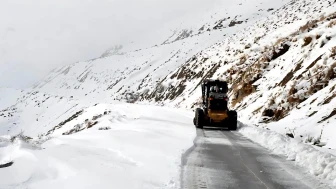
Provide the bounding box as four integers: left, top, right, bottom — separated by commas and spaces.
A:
0, 0, 273, 136
143, 0, 336, 149
0, 0, 289, 135
32, 0, 288, 98
1, 0, 336, 149
0, 88, 85, 136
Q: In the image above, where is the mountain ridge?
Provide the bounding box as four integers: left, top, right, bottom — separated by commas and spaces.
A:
1, 0, 336, 149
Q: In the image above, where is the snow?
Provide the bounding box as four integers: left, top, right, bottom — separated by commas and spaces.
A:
1, 0, 336, 188
0, 103, 195, 189
238, 122, 336, 186
151, 0, 336, 152
0, 0, 280, 88
0, 0, 294, 142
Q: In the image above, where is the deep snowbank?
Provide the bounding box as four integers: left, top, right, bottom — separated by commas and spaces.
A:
238, 122, 336, 186
0, 104, 196, 189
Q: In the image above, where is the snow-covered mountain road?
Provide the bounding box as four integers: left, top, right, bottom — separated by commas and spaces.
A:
1, 104, 335, 188
182, 129, 333, 189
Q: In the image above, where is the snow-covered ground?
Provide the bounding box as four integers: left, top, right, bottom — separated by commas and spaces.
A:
238, 122, 336, 186
0, 104, 195, 189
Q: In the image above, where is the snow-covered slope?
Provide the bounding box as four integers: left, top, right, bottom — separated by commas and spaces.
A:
1, 0, 290, 135
0, 89, 83, 136
32, 0, 287, 96
24, 0, 336, 149
0, 104, 195, 189
139, 0, 336, 150
2, 0, 336, 146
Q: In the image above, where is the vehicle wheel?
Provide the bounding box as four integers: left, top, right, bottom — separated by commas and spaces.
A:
228, 110, 237, 130
195, 108, 204, 129
193, 117, 196, 126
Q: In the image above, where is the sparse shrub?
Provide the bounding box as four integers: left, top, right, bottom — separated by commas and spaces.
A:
271, 43, 290, 60
286, 128, 296, 138
63, 124, 84, 135
320, 41, 326, 48
288, 83, 297, 95
244, 44, 251, 49
274, 38, 287, 46
286, 133, 294, 138
299, 20, 319, 33
87, 121, 98, 128
46, 110, 83, 136
254, 36, 262, 43
302, 36, 312, 47
240, 55, 247, 64
125, 92, 139, 103
98, 127, 111, 130
326, 12, 336, 20
268, 96, 276, 106
320, 36, 332, 48
231, 83, 254, 107
262, 109, 274, 117
274, 109, 285, 120
319, 15, 326, 22
330, 47, 336, 58
92, 114, 103, 121
228, 20, 243, 27
308, 81, 328, 95
305, 135, 314, 143
279, 71, 294, 86
326, 62, 336, 80
318, 109, 336, 123
252, 106, 263, 115
328, 20, 336, 28
287, 96, 301, 104
319, 94, 336, 105
35, 135, 53, 145
191, 97, 203, 109
10, 131, 32, 143
156, 83, 165, 93
308, 111, 318, 117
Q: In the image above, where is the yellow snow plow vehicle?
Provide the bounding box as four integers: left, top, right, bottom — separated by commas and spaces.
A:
193, 79, 237, 130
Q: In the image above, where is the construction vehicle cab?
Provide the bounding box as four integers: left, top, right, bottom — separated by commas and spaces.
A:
193, 79, 237, 130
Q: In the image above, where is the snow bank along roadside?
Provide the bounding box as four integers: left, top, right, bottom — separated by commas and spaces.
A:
238, 122, 336, 186
0, 104, 196, 189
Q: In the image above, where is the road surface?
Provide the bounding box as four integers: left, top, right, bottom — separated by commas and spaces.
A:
181, 128, 331, 189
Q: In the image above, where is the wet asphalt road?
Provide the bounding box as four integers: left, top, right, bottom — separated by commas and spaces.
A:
181, 128, 331, 189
